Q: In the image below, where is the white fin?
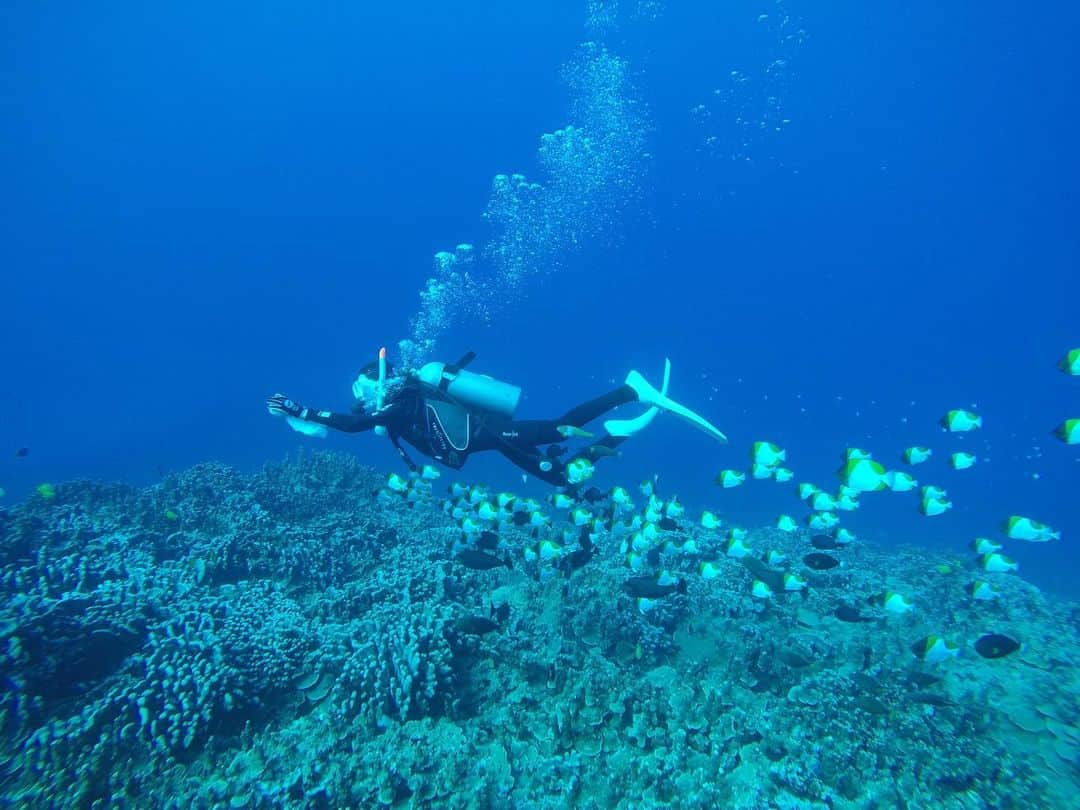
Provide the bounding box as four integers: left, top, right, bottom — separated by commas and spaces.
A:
622, 359, 728, 443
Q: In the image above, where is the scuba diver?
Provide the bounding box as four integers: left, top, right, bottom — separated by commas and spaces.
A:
267, 350, 726, 487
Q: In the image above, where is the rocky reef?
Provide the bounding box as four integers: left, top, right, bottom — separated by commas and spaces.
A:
1, 452, 1077, 808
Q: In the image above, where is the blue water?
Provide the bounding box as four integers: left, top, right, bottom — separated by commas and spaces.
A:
2, 0, 1076, 592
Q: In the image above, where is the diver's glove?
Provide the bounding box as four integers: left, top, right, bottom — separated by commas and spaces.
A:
266, 394, 305, 419
267, 394, 328, 438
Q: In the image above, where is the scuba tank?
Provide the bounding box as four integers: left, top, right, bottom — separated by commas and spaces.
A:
416, 354, 521, 418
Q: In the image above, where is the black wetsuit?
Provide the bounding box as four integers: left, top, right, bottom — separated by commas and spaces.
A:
301, 378, 638, 486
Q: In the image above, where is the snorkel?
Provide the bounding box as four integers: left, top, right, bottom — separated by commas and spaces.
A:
352, 347, 397, 434
374, 347, 388, 437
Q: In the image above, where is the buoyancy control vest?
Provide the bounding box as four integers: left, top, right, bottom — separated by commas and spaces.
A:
383, 352, 522, 469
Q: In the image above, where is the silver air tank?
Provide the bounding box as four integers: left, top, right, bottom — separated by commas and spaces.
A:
416, 362, 522, 418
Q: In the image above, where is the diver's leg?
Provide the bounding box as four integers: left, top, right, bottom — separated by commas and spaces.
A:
482, 419, 565, 447
556, 386, 637, 427
489, 385, 640, 449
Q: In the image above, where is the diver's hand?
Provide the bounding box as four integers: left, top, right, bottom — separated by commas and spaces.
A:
266, 394, 304, 418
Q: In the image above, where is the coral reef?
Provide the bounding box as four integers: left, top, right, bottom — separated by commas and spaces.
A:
1, 452, 1078, 808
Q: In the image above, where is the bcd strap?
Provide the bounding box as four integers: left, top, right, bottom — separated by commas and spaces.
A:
388, 433, 418, 472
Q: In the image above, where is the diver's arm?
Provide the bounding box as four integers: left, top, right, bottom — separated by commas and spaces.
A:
266, 394, 392, 433
304, 409, 383, 433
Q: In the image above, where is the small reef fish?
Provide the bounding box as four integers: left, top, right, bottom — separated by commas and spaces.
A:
556, 424, 594, 439
664, 498, 685, 519
570, 507, 593, 527
803, 552, 840, 570
636, 597, 659, 615
920, 497, 953, 517
419, 464, 441, 480
809, 492, 839, 511
752, 441, 786, 468
836, 493, 860, 512
455, 549, 512, 570
833, 528, 856, 544
1053, 419, 1080, 445
807, 512, 839, 531
675, 538, 699, 555
906, 692, 955, 708
772, 467, 794, 483
967, 580, 1000, 601
714, 469, 746, 488
701, 511, 723, 530
776, 515, 798, 533
903, 447, 933, 465
838, 458, 889, 493
974, 633, 1020, 659
387, 473, 411, 493
1003, 515, 1060, 542
751, 580, 773, 599
980, 552, 1018, 573
834, 604, 873, 623
763, 549, 786, 566
566, 458, 595, 485
798, 483, 820, 501
1058, 348, 1080, 375
459, 517, 483, 535
456, 602, 508, 636
640, 478, 656, 497
548, 492, 575, 509
556, 533, 597, 575
950, 452, 976, 470
911, 635, 959, 664
699, 561, 723, 580
584, 444, 619, 459
870, 591, 914, 614
783, 573, 807, 592
454, 616, 500, 635
611, 486, 633, 508
528, 511, 550, 529
969, 537, 1002, 554
884, 470, 918, 492
538, 540, 563, 561
921, 485, 948, 501
623, 572, 688, 599
741, 556, 786, 592
940, 410, 982, 432
750, 463, 774, 480
724, 536, 752, 558
473, 530, 500, 550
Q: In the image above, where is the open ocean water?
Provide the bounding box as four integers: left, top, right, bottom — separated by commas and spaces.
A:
2, 1, 1078, 807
